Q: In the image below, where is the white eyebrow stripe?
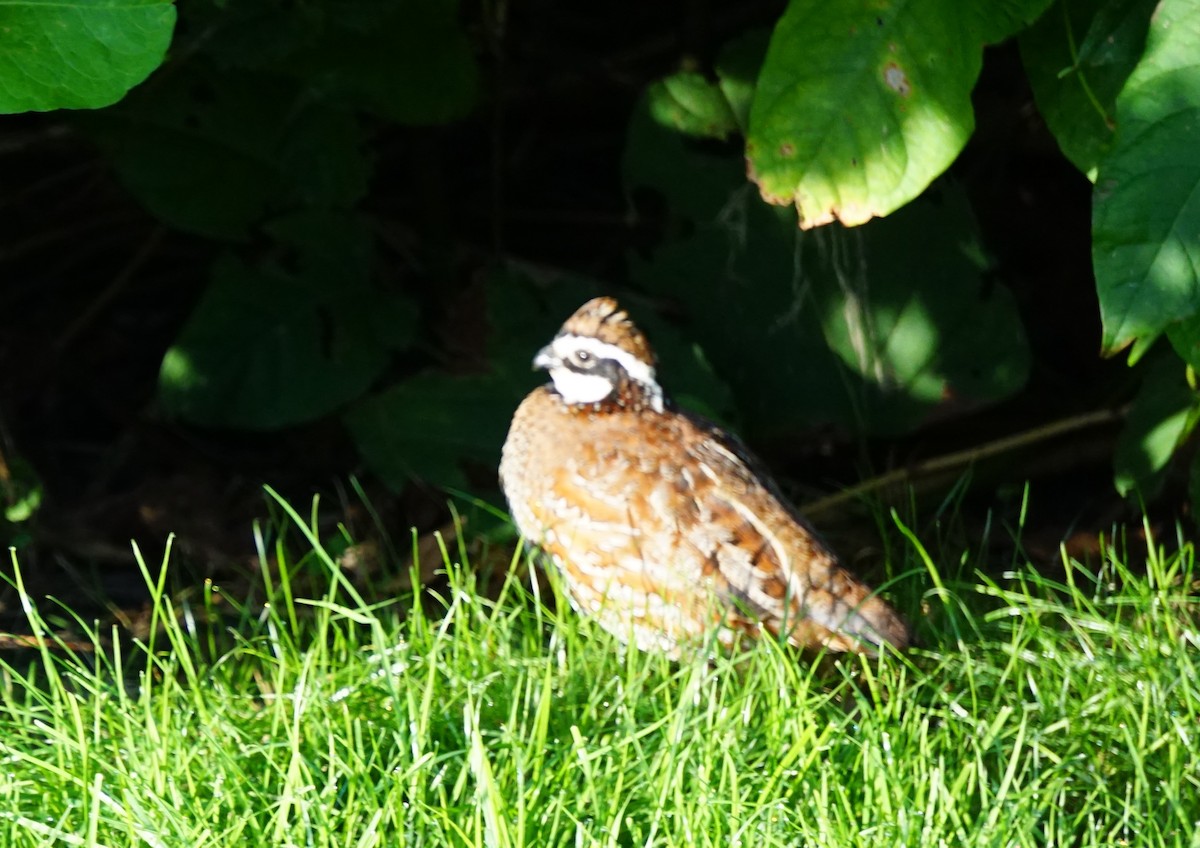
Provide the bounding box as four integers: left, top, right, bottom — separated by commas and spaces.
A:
551, 335, 658, 388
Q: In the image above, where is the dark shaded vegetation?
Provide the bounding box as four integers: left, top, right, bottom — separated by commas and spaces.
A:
0, 0, 1194, 635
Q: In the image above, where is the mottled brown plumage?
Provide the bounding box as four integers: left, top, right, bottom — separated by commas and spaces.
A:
500, 297, 909, 656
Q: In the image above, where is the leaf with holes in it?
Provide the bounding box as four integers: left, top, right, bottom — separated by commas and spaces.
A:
159, 213, 415, 429
1093, 0, 1200, 359
1020, 0, 1157, 180
0, 0, 176, 113
747, 0, 1052, 229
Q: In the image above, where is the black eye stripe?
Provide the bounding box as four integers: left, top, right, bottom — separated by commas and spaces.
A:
565, 356, 621, 377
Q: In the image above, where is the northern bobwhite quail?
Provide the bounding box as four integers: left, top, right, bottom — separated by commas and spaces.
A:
499, 297, 909, 656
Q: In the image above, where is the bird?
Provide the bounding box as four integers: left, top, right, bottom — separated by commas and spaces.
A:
499, 296, 909, 657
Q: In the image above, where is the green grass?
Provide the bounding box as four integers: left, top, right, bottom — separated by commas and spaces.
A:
1, 498, 1198, 847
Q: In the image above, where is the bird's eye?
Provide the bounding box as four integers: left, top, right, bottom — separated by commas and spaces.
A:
573, 350, 592, 365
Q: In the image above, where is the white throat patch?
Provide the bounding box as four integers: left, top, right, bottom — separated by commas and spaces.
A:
545, 335, 664, 412
547, 367, 619, 405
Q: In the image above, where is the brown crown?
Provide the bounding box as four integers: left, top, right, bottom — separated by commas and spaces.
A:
558, 297, 657, 367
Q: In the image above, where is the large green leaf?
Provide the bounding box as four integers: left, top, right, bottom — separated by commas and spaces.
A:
632, 190, 1029, 439
1092, 0, 1200, 357
747, 0, 1051, 229
82, 68, 369, 238
1020, 0, 1156, 180
0, 0, 175, 113
1113, 352, 1199, 498
968, 0, 1065, 45
159, 213, 415, 429
819, 196, 1030, 425
626, 99, 1029, 439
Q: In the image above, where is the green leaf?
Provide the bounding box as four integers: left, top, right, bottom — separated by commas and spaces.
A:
626, 98, 1029, 438
181, 0, 477, 125
747, 0, 1053, 229
1167, 313, 1200, 371
969, 0, 1060, 45
647, 71, 739, 140
1020, 0, 1156, 180
81, 68, 370, 238
345, 374, 521, 492
819, 196, 1030, 423
0, 0, 175, 113
159, 213, 415, 429
624, 99, 748, 222
640, 191, 1028, 439
290, 0, 477, 125
1113, 353, 1199, 498
1093, 0, 1200, 357
184, 0, 323, 71
1, 454, 42, 524
714, 30, 770, 134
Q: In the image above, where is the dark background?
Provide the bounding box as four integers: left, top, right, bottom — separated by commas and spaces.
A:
0, 0, 1167, 629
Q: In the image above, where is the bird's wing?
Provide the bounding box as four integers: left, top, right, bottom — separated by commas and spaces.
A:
517, 405, 908, 655
682, 429, 910, 654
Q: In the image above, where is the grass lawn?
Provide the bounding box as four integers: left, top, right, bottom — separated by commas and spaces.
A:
1, 495, 1198, 847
